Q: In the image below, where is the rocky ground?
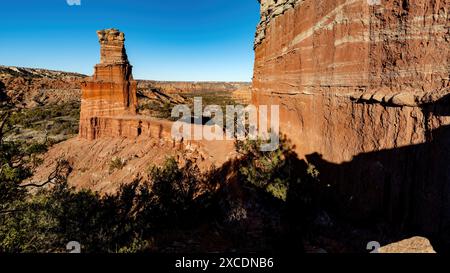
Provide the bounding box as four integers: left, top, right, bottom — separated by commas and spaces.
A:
29, 136, 236, 194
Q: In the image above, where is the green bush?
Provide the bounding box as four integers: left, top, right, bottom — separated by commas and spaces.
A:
236, 137, 320, 205
139, 101, 176, 120
148, 157, 211, 225
236, 138, 291, 201
109, 157, 126, 173
8, 102, 80, 138
0, 155, 219, 253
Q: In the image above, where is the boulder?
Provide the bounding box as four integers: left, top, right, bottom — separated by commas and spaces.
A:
379, 237, 436, 253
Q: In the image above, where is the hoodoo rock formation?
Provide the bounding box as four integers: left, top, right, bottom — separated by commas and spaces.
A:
79, 29, 191, 142
79, 29, 139, 140
253, 0, 450, 248
74, 29, 235, 170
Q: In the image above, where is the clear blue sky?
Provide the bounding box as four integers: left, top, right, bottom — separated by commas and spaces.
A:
0, 0, 260, 81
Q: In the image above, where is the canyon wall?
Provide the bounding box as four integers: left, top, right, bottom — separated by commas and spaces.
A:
253, 0, 450, 246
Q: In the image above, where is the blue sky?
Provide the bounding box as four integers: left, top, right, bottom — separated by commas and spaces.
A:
0, 0, 260, 81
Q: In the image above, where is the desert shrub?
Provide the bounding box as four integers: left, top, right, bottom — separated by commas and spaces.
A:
0, 195, 61, 253
109, 157, 126, 173
157, 102, 175, 120
0, 176, 147, 253
146, 157, 218, 228
139, 101, 175, 120
0, 140, 66, 252
235, 137, 321, 215
0, 140, 43, 207
234, 138, 324, 251
8, 102, 80, 136
150, 158, 195, 211
236, 136, 319, 201
236, 138, 293, 201
47, 181, 143, 253
117, 236, 153, 253
47, 119, 78, 136
0, 181, 128, 253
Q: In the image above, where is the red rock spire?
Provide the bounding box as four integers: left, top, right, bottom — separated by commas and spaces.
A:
79, 29, 138, 140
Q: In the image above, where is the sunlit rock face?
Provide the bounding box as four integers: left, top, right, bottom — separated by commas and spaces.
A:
79, 29, 138, 140
97, 29, 128, 65
253, 0, 450, 247
77, 29, 204, 146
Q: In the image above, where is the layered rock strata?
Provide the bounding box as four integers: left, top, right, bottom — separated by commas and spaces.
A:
79, 29, 141, 140
78, 29, 224, 147
253, 0, 450, 247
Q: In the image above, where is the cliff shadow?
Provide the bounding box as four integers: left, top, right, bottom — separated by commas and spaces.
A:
305, 94, 450, 252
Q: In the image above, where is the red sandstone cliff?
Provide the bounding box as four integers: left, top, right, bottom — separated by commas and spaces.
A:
253, 0, 450, 245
